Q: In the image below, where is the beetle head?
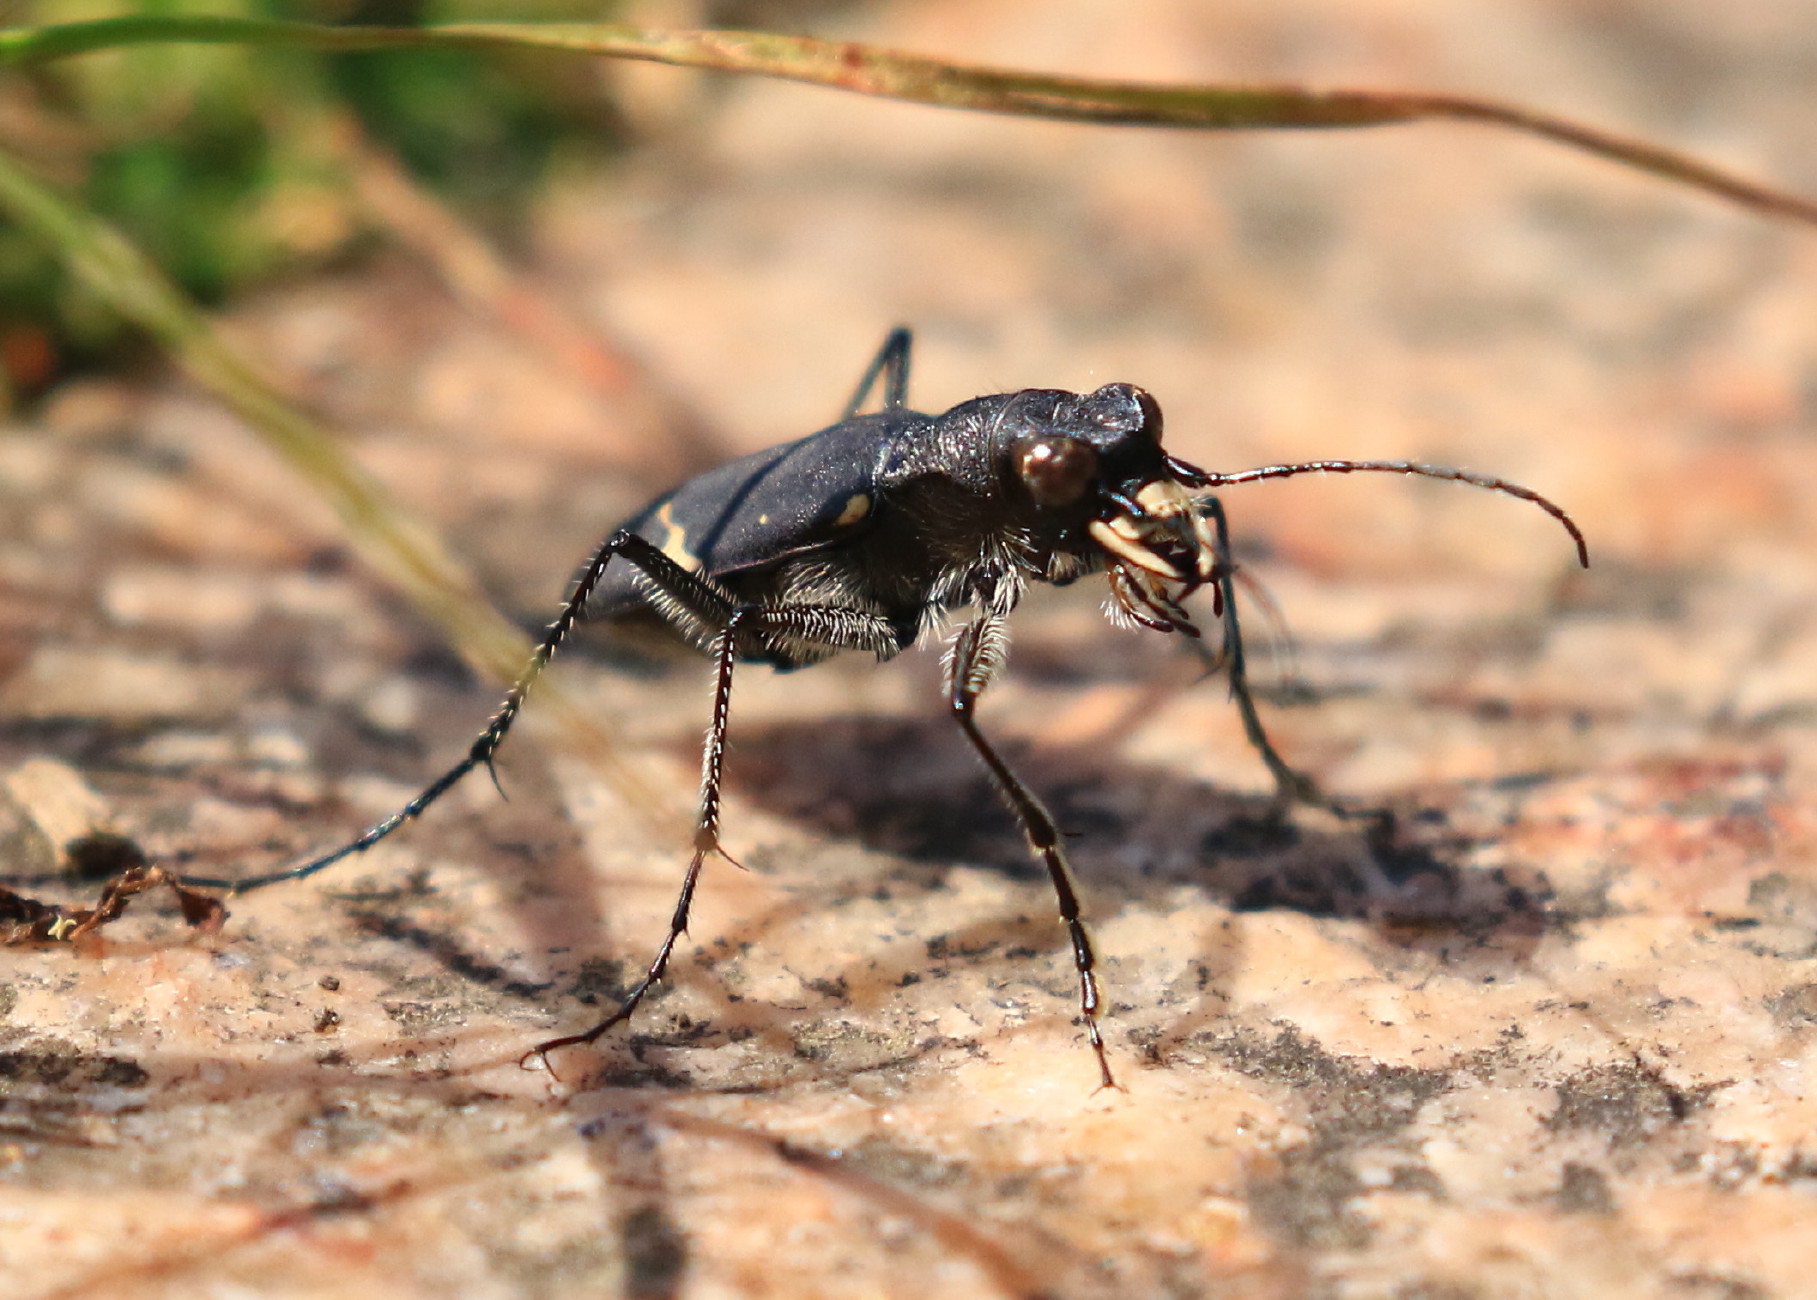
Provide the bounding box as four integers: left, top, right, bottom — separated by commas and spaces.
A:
994, 379, 1588, 640
1002, 384, 1220, 608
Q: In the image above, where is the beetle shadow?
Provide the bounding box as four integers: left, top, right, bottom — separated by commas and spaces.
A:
718, 710, 1559, 1044
728, 713, 1538, 916
244, 639, 1558, 1088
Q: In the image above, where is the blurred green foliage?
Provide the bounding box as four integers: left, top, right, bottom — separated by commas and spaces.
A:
0, 0, 625, 395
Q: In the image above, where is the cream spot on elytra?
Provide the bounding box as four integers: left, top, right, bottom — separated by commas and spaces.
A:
656, 502, 701, 572
834, 493, 871, 528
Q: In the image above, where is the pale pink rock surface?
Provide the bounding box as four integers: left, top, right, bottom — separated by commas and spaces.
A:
3, 2, 1816, 1296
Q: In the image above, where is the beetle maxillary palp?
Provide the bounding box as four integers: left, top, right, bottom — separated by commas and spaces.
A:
1087, 475, 1219, 593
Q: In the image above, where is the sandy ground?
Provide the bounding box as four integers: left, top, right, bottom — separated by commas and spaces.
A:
4, 1, 1817, 1296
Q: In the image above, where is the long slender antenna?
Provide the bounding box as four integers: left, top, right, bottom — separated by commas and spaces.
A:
1166, 455, 1590, 569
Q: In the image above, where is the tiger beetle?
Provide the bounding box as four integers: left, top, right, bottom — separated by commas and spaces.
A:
182, 328, 1587, 1088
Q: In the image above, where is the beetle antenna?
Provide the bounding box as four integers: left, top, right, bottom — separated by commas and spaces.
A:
1167, 455, 1589, 569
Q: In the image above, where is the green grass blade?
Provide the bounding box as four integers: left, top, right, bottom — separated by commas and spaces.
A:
1, 15, 1814, 227
0, 144, 511, 676
0, 144, 680, 833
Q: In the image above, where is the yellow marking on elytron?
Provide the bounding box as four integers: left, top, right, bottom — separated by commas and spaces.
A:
758, 513, 771, 525
834, 493, 871, 528
655, 501, 702, 572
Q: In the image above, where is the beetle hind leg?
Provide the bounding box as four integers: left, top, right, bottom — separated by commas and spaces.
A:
840, 327, 914, 419
178, 528, 731, 894
527, 600, 907, 1072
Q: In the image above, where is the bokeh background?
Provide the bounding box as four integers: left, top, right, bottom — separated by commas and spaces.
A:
3, 2, 1817, 1296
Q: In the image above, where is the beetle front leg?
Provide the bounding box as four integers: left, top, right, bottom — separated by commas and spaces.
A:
1198, 497, 1355, 818
947, 612, 1116, 1091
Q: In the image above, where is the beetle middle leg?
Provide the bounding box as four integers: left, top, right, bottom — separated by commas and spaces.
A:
947, 607, 1117, 1090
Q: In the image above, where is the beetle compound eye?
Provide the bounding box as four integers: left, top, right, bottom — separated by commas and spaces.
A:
1016, 437, 1099, 507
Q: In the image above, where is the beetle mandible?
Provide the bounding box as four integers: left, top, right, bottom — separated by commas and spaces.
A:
184, 328, 1587, 1088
